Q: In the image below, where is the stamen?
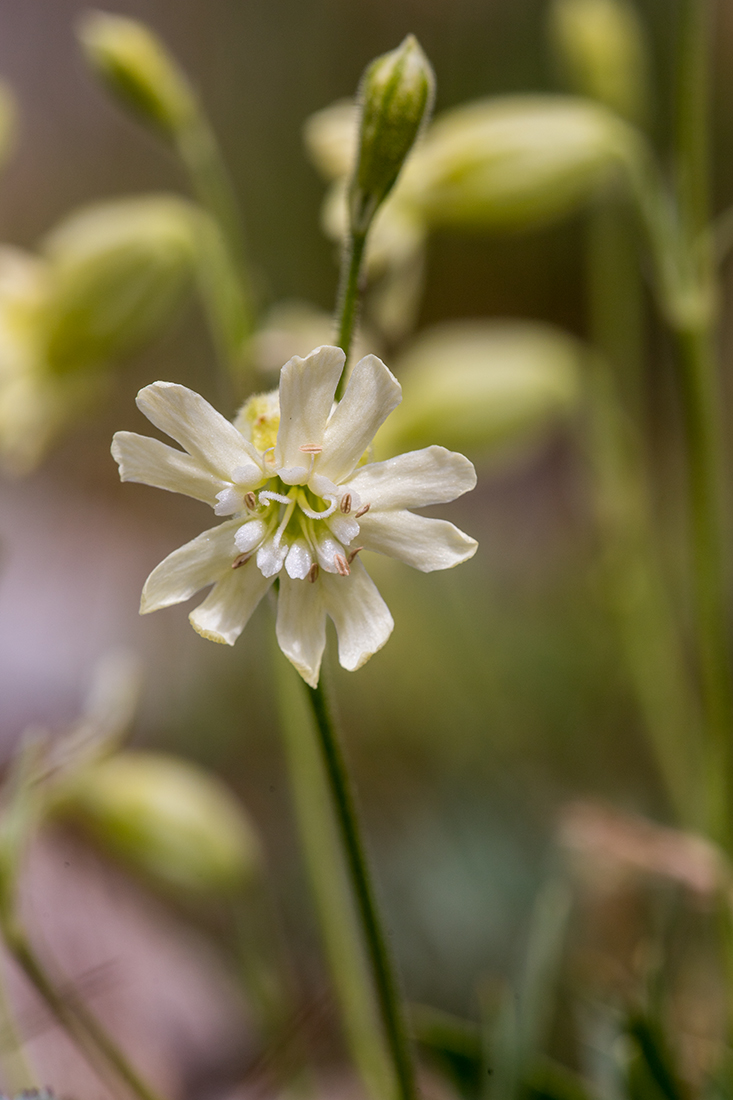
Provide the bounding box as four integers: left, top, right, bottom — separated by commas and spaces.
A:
299, 444, 323, 454
308, 563, 320, 583
347, 546, 363, 564
340, 493, 352, 514
334, 553, 350, 576
354, 503, 370, 518
259, 489, 292, 507
244, 492, 257, 511
231, 553, 252, 569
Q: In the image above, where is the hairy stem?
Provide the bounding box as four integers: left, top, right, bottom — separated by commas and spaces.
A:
335, 232, 367, 399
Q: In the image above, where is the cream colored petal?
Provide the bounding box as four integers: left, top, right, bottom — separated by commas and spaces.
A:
321, 560, 393, 672
358, 511, 478, 572
136, 381, 260, 478
275, 345, 345, 470
112, 431, 225, 505
189, 561, 274, 645
141, 520, 240, 613
348, 446, 476, 510
276, 575, 327, 688
318, 355, 402, 484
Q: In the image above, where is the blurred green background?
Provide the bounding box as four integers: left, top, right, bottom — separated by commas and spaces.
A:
1, 0, 733, 1030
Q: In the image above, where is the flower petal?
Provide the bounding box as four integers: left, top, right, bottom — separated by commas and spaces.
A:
136, 381, 260, 477
348, 446, 477, 510
321, 559, 394, 671
275, 345, 345, 471
276, 575, 327, 687
189, 561, 274, 645
112, 431, 225, 505
141, 520, 240, 613
318, 355, 402, 483
358, 510, 478, 571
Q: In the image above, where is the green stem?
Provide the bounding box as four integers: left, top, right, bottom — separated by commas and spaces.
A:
4, 925, 167, 1100
335, 232, 367, 399
176, 112, 256, 384
585, 196, 702, 827
274, 654, 396, 1100
306, 679, 418, 1100
675, 323, 733, 844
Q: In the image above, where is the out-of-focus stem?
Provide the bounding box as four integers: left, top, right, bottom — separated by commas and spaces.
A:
274, 654, 397, 1100
3, 923, 166, 1100
585, 195, 702, 827
0, 950, 36, 1093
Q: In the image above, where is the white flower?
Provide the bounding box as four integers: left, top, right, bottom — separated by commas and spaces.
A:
112, 345, 477, 687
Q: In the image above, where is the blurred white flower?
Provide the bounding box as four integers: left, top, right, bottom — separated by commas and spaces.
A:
112, 345, 477, 686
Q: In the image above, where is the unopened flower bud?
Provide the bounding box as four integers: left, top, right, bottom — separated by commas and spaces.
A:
59, 751, 261, 897
549, 0, 649, 123
349, 35, 435, 236
78, 11, 196, 138
41, 195, 196, 374
377, 321, 582, 459
412, 96, 634, 231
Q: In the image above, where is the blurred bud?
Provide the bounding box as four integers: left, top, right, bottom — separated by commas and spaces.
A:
376, 321, 582, 460
78, 11, 196, 138
40, 194, 197, 374
304, 100, 359, 182
60, 751, 261, 897
233, 389, 281, 451
349, 35, 435, 236
246, 301, 377, 378
411, 96, 634, 231
549, 0, 649, 124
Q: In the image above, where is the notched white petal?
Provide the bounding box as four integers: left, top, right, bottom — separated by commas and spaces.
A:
233, 462, 264, 486
318, 355, 402, 483
257, 537, 288, 578
359, 510, 478, 572
215, 487, 243, 516
189, 562, 274, 645
234, 518, 268, 553
285, 539, 313, 580
112, 432, 224, 505
328, 512, 360, 545
140, 520, 240, 613
321, 560, 394, 672
348, 446, 477, 511
136, 381, 255, 477
276, 345, 345, 470
276, 574, 327, 687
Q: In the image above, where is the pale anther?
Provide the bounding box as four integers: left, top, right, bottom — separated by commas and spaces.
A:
244, 492, 257, 510
308, 562, 320, 583
231, 553, 252, 569
347, 546, 364, 564
340, 493, 352, 514
354, 503, 371, 518
299, 443, 323, 454
334, 553, 350, 576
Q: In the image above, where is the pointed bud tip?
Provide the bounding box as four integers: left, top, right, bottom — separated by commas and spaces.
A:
348, 35, 435, 236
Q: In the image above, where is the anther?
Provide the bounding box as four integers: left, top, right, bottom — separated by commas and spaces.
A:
340, 493, 352, 514
347, 546, 363, 564
308, 563, 320, 583
244, 492, 257, 511
231, 553, 252, 569
299, 444, 323, 454
354, 503, 370, 518
334, 553, 350, 576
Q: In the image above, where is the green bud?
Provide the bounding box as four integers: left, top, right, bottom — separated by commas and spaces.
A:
411, 96, 634, 231
549, 0, 649, 124
376, 321, 582, 460
349, 35, 435, 236
60, 751, 261, 897
78, 11, 196, 137
40, 194, 197, 374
